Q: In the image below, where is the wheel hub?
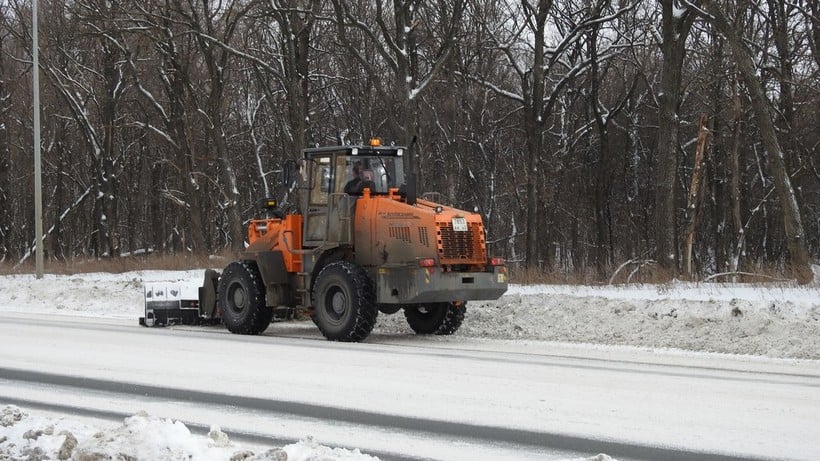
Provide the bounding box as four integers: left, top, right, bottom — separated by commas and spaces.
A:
231, 284, 247, 311
330, 290, 347, 315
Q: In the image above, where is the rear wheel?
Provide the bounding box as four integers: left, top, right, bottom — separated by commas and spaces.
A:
404, 302, 466, 335
311, 261, 377, 342
218, 261, 272, 335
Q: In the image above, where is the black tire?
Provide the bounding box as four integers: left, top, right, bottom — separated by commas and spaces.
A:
404, 302, 466, 335
311, 261, 377, 342
218, 261, 272, 335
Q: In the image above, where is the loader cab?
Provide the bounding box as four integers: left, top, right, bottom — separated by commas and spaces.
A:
300, 142, 406, 247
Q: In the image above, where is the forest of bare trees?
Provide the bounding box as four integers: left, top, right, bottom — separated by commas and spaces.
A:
0, 0, 817, 282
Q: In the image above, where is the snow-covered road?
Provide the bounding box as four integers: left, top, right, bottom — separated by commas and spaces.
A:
2, 312, 819, 460
2, 269, 820, 460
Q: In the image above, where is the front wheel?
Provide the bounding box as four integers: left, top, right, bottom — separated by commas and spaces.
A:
404, 302, 466, 335
218, 261, 272, 335
311, 261, 378, 342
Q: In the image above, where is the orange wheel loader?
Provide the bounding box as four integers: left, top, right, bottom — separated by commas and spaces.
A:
142, 139, 508, 342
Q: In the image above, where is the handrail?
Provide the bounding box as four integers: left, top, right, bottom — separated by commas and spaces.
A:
282, 230, 322, 255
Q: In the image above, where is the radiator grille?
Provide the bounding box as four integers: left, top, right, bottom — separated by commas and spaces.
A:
436, 221, 486, 263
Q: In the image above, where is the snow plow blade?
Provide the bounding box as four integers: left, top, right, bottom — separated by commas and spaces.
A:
139, 269, 221, 327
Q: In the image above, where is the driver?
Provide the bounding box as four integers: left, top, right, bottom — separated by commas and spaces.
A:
344, 162, 364, 195
344, 162, 377, 195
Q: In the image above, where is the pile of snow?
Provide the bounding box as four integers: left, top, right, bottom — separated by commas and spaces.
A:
0, 406, 614, 461
0, 405, 377, 461
379, 281, 820, 359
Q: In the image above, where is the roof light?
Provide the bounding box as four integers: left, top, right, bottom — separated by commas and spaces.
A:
370, 138, 381, 147
418, 258, 436, 267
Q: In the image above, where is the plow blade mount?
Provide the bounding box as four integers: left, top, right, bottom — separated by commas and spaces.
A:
139, 269, 221, 327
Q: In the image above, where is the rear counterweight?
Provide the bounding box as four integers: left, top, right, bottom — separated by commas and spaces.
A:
373, 265, 507, 304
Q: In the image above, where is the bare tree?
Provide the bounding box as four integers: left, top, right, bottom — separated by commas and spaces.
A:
329, 0, 465, 172
127, 1, 210, 253
765, 0, 798, 170
253, 0, 322, 155
170, 0, 254, 250
33, 0, 131, 258
584, 0, 638, 277
469, 0, 637, 270
654, 0, 699, 277
0, 0, 817, 278
698, 0, 813, 283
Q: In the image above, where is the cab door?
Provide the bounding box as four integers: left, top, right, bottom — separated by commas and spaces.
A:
303, 155, 332, 245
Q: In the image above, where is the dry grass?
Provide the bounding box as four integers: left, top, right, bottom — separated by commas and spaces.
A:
0, 251, 236, 276
505, 261, 808, 286
506, 266, 590, 285
507, 262, 673, 285
1, 252, 812, 286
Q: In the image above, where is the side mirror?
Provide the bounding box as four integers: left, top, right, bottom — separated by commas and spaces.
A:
283, 160, 299, 189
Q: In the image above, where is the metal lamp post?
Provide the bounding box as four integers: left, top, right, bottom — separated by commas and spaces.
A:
32, 0, 44, 278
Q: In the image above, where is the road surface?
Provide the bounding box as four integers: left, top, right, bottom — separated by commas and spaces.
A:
1, 312, 818, 460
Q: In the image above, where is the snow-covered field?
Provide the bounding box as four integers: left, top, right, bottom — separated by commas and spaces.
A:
1, 267, 818, 460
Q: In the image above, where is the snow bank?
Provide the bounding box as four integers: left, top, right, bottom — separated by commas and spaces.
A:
0, 405, 612, 461
0, 405, 377, 461
376, 286, 820, 359
0, 269, 818, 359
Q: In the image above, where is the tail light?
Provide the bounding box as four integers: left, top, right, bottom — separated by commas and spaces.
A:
489, 257, 505, 266
418, 258, 436, 267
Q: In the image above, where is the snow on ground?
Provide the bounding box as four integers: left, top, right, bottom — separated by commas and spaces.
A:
0, 405, 613, 461
0, 405, 379, 461
1, 267, 819, 460
2, 266, 819, 359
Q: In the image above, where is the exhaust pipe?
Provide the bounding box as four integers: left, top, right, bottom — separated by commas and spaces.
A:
406, 135, 418, 205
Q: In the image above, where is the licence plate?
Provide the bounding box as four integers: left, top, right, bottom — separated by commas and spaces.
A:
452, 217, 468, 232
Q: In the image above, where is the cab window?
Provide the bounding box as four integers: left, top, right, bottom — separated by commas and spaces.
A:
310, 156, 331, 205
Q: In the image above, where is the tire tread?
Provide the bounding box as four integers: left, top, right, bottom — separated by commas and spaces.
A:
311, 261, 377, 342
218, 260, 272, 335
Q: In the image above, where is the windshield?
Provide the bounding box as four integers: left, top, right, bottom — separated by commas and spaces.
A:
337, 156, 405, 194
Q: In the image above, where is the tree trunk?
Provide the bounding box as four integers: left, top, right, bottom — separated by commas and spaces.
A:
274, 0, 320, 154
167, 60, 207, 253
684, 114, 710, 277
187, 0, 248, 251
588, 9, 614, 278
729, 73, 745, 274
808, 0, 820, 70
98, 40, 122, 258
767, 0, 796, 172
655, 0, 697, 277
209, 111, 245, 251
524, 0, 551, 270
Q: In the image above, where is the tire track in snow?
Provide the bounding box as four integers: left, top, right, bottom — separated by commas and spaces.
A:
2, 314, 818, 388
0, 367, 774, 461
